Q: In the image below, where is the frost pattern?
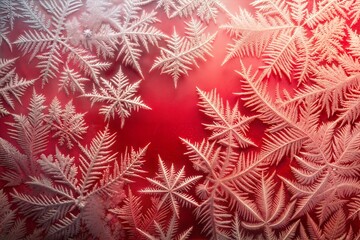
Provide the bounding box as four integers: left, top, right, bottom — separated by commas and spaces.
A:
83, 68, 151, 128
0, 58, 35, 116
140, 156, 201, 218
151, 19, 217, 87
1, 0, 360, 239
15, 0, 111, 85
12, 127, 149, 239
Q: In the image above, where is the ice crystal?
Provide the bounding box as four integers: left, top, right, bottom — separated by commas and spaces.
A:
1, 0, 360, 239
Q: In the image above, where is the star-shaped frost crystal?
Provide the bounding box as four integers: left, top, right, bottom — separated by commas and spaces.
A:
140, 156, 201, 217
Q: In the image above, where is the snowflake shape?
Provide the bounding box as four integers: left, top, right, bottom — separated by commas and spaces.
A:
83, 68, 151, 128
140, 156, 201, 218
151, 19, 216, 87
16, 0, 110, 85
197, 87, 257, 148
48, 98, 88, 149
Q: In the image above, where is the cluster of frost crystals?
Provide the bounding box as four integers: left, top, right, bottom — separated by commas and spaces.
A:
1, 0, 360, 239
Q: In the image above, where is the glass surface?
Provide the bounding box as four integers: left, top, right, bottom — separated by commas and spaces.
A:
0, 0, 360, 239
